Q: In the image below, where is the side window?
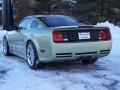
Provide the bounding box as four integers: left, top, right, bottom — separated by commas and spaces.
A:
30, 20, 39, 28
19, 18, 31, 29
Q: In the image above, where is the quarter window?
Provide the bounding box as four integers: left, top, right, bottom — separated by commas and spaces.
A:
30, 20, 39, 28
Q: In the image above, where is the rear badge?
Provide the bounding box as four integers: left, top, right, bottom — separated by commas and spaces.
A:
64, 38, 68, 41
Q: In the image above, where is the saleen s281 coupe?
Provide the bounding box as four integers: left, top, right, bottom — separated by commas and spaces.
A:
3, 15, 112, 69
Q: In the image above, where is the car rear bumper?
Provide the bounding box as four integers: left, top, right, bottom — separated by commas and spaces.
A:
39, 40, 112, 62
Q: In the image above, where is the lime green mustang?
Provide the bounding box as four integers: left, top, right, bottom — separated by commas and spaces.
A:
3, 15, 112, 69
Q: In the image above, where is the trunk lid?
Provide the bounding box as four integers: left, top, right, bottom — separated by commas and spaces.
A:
52, 25, 111, 43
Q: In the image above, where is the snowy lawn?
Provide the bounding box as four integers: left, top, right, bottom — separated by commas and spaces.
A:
0, 22, 120, 90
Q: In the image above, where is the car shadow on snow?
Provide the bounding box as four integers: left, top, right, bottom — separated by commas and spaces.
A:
38, 60, 106, 73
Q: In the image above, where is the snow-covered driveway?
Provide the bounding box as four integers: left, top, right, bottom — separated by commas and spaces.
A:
0, 22, 120, 90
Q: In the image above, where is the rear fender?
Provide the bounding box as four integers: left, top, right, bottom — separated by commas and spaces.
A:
26, 37, 40, 60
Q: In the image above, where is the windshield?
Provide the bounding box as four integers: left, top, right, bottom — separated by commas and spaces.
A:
39, 15, 89, 27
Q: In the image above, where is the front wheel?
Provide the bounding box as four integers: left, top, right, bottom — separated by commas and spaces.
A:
26, 42, 39, 69
3, 37, 11, 56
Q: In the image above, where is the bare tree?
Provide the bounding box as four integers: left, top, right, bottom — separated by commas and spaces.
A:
14, 0, 35, 24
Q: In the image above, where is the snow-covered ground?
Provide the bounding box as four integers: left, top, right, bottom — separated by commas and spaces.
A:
0, 22, 120, 90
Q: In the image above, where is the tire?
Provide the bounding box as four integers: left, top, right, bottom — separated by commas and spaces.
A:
3, 37, 11, 56
26, 41, 39, 69
82, 58, 98, 65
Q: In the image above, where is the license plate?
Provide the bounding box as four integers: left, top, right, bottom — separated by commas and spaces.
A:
78, 32, 90, 39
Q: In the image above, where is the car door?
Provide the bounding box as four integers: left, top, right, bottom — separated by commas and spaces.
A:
8, 18, 32, 56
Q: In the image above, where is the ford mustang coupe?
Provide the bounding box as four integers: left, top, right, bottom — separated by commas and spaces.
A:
3, 15, 112, 69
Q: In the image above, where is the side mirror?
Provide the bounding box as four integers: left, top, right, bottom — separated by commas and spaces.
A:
11, 26, 23, 31
18, 27, 24, 30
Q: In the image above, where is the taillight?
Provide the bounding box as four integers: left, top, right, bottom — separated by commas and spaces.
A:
52, 31, 63, 42
99, 30, 110, 40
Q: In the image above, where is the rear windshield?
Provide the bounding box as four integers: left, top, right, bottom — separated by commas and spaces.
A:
39, 15, 89, 27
